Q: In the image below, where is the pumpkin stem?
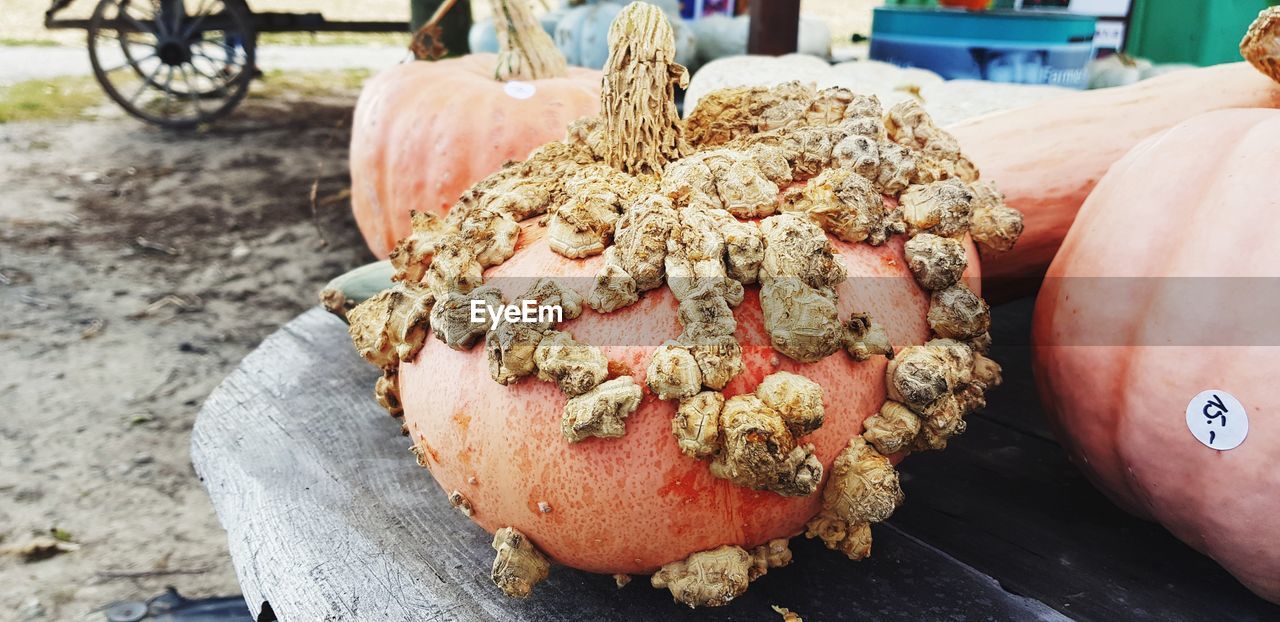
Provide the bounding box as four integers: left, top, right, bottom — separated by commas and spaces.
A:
1241, 6, 1280, 85
491, 0, 568, 81
319, 260, 395, 322
600, 2, 689, 176
410, 0, 462, 61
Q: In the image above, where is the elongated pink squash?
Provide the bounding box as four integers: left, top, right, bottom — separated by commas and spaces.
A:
951, 62, 1280, 299
1032, 108, 1280, 602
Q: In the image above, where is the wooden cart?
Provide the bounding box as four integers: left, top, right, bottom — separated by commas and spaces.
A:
43, 0, 409, 127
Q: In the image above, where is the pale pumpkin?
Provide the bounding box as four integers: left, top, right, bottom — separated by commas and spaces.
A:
954, 7, 1280, 300
342, 2, 1018, 607
555, 0, 698, 70
350, 0, 601, 258
1032, 108, 1280, 603
684, 54, 1072, 127
687, 14, 833, 66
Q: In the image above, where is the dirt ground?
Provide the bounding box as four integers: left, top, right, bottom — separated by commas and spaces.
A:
0, 89, 373, 619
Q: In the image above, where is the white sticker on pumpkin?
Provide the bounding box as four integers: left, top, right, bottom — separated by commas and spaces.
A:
504, 81, 536, 100
1185, 389, 1248, 451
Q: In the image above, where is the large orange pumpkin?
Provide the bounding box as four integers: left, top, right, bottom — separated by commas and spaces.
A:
951, 8, 1280, 300
400, 224, 981, 575
350, 0, 602, 257
1032, 108, 1280, 602
343, 2, 1017, 606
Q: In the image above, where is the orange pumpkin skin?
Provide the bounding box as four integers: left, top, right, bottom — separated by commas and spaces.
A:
951, 63, 1280, 300
400, 221, 980, 575
1032, 109, 1280, 602
349, 55, 601, 258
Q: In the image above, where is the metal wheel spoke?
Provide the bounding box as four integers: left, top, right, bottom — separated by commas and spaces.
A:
137, 0, 167, 37
196, 37, 237, 60
97, 30, 156, 50
162, 65, 176, 115
178, 64, 203, 114
181, 0, 216, 39
191, 47, 233, 71
100, 52, 157, 73
186, 56, 227, 89
195, 43, 246, 74
119, 9, 154, 35
127, 60, 165, 106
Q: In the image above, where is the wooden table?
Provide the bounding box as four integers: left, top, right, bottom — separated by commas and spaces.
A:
192, 299, 1280, 621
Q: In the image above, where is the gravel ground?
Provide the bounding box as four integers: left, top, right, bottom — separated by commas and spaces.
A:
0, 90, 373, 621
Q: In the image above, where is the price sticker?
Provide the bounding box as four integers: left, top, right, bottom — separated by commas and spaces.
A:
1185, 389, 1248, 451
504, 81, 536, 100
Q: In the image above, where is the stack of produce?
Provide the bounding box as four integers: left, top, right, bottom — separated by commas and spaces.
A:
339, 1, 1023, 607
336, 0, 1280, 608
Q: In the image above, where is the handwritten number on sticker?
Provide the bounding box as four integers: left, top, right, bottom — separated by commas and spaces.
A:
1186, 390, 1248, 451
1202, 394, 1229, 446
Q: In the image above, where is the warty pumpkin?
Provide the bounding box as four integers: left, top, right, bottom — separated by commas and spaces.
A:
339, 1, 1022, 607
350, 0, 602, 258
1032, 107, 1280, 603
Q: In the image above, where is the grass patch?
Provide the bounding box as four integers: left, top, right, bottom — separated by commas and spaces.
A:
0, 37, 64, 47
0, 69, 372, 123
248, 68, 373, 100
256, 31, 409, 47
0, 75, 104, 123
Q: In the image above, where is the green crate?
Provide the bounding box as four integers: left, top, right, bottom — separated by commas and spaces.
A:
1126, 0, 1278, 66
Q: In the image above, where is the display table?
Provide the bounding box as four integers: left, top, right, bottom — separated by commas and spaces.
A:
192, 300, 1280, 621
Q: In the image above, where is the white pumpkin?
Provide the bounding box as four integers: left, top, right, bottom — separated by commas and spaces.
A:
1086, 54, 1196, 90
684, 55, 939, 114
555, 1, 697, 70
915, 79, 1073, 126
690, 14, 743, 63
1140, 63, 1196, 80
1087, 54, 1150, 89
467, 7, 563, 54
467, 18, 499, 54
684, 54, 1073, 127
688, 14, 831, 65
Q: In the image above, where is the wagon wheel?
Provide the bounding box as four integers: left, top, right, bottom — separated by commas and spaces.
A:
88, 0, 256, 128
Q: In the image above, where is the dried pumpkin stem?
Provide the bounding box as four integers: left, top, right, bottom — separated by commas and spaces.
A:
410, 0, 461, 60
319, 260, 395, 321
490, 0, 568, 81
1241, 6, 1280, 85
601, 2, 689, 176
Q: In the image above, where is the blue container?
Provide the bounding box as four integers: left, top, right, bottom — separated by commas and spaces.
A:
870, 7, 1097, 89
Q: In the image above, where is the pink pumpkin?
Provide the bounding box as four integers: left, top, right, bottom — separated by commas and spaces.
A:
401, 222, 980, 574
1033, 108, 1280, 602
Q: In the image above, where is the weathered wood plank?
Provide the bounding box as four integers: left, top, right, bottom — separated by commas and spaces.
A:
192, 308, 1065, 621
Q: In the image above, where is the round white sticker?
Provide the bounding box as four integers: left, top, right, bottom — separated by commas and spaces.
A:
503, 81, 536, 100
1185, 389, 1248, 451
